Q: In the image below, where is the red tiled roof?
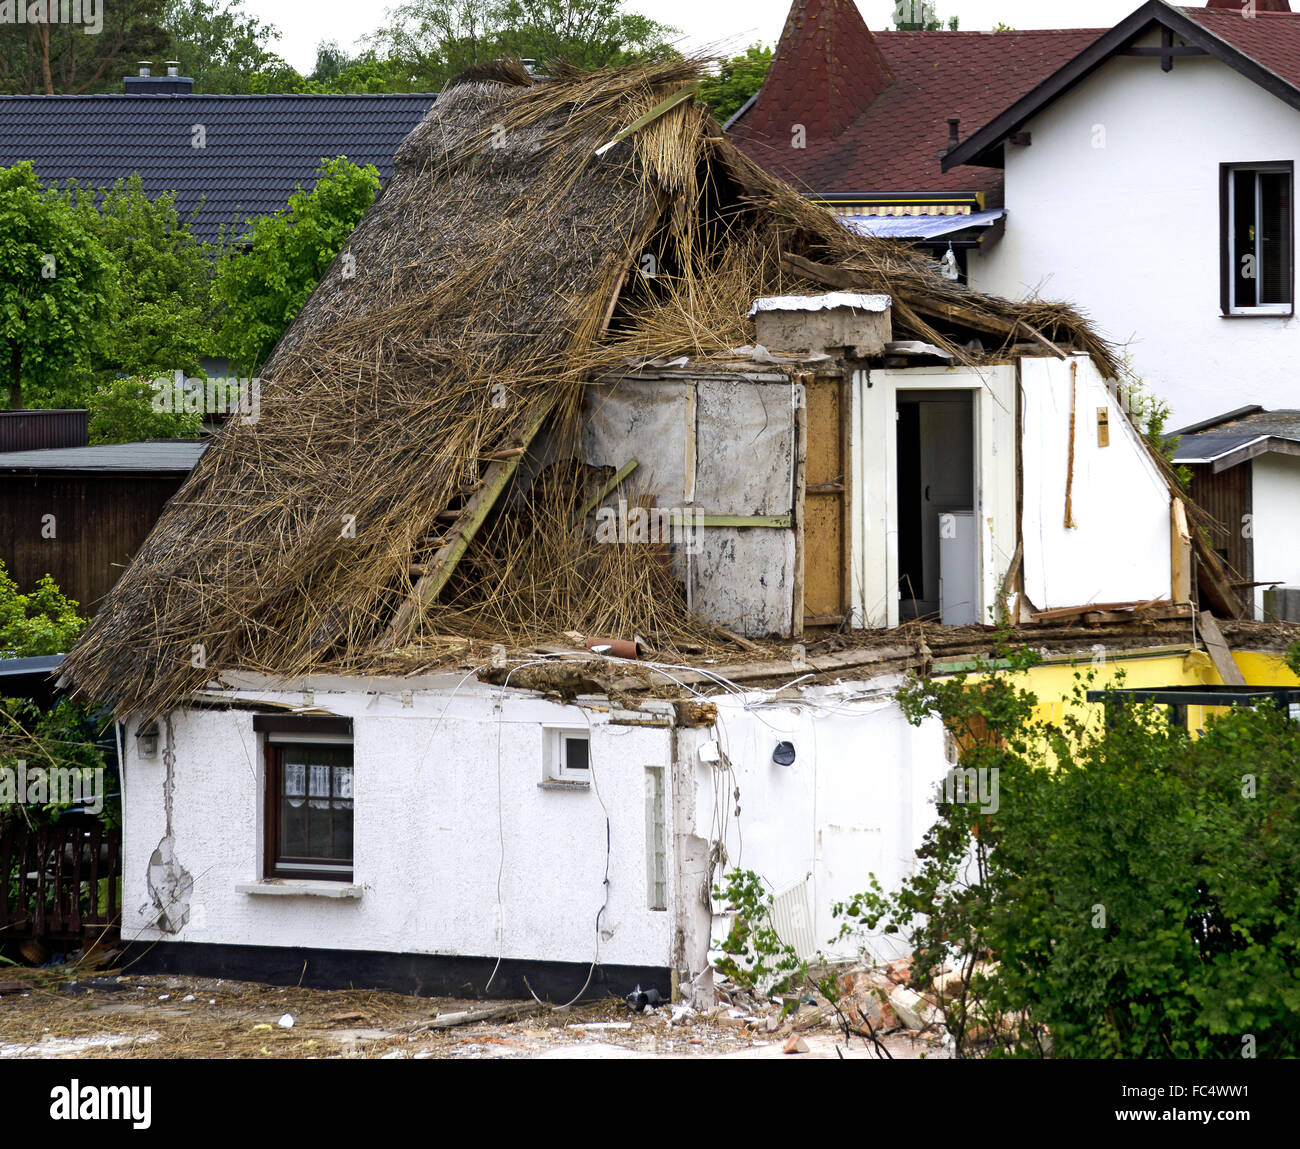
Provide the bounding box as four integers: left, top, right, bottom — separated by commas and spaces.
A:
729, 24, 1100, 199
1182, 6, 1300, 87
1205, 0, 1290, 10
745, 0, 892, 142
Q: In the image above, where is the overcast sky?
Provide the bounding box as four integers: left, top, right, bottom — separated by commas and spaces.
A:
243, 1, 1157, 74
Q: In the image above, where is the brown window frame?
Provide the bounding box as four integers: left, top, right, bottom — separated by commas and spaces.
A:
257, 716, 354, 882
1220, 161, 1295, 318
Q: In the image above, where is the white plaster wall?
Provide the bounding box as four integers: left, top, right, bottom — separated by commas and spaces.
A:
1252, 453, 1300, 617
121, 682, 677, 969
1021, 355, 1171, 609
690, 682, 950, 964
851, 364, 1018, 628
970, 47, 1300, 426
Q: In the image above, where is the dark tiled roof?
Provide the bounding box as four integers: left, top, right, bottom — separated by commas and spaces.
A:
1181, 6, 1300, 88
742, 0, 893, 144
1172, 409, 1300, 463
728, 22, 1099, 199
0, 440, 207, 472
0, 94, 437, 242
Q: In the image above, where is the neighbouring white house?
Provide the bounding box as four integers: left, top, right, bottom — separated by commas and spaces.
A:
951, 0, 1300, 429
1170, 406, 1300, 619
59, 59, 1273, 1001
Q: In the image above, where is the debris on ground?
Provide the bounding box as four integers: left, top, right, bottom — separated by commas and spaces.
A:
0, 960, 960, 1059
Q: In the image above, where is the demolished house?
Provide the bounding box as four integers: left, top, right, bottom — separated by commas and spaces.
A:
57, 60, 1288, 1001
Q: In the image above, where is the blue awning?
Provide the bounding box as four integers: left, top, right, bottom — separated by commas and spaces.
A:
841, 209, 1006, 240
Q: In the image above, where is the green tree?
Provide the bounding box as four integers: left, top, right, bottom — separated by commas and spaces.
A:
839, 650, 1300, 1058
211, 157, 381, 373
493, 0, 679, 70
0, 163, 112, 410
162, 0, 287, 93
699, 44, 772, 124
0, 1, 170, 94
87, 376, 203, 445
0, 562, 85, 658
892, 1, 959, 30
366, 0, 679, 89
69, 174, 214, 380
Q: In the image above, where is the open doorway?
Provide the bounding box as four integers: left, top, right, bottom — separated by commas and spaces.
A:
896, 390, 976, 623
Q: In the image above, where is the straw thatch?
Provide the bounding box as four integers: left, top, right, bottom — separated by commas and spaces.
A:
61, 57, 1118, 720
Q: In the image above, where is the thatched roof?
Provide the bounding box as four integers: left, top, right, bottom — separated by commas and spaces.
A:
61, 58, 1119, 720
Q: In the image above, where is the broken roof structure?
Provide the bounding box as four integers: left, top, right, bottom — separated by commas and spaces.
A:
60, 59, 1156, 720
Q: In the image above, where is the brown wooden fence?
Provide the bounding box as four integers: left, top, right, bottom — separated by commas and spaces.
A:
0, 819, 121, 947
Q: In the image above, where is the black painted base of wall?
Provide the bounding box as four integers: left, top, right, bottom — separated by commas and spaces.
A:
118, 940, 671, 1002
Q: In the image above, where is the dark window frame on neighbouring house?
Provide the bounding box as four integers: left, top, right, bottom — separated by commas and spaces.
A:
1220, 161, 1295, 317
254, 714, 354, 881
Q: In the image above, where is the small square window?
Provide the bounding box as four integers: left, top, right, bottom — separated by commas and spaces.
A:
544, 727, 590, 785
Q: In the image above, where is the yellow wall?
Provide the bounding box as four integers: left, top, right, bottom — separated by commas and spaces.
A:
949, 645, 1300, 736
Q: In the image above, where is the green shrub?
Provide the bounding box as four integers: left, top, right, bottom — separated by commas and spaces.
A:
839, 653, 1300, 1058
0, 564, 85, 658
87, 375, 203, 444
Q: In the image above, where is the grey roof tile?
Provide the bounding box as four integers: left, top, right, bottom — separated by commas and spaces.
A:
0, 93, 437, 242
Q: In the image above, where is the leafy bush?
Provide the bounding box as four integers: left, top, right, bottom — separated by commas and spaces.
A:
69, 173, 214, 380
698, 45, 772, 123
0, 696, 114, 829
87, 376, 203, 444
712, 868, 805, 994
0, 162, 112, 409
0, 563, 86, 658
840, 651, 1300, 1058
211, 156, 380, 372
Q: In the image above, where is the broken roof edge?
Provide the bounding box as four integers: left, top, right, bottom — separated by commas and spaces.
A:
165, 626, 1300, 714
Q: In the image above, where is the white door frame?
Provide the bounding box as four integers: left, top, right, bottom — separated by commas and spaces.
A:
850, 365, 1018, 629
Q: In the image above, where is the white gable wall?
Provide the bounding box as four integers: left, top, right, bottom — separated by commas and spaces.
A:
970, 48, 1300, 426
1020, 355, 1173, 610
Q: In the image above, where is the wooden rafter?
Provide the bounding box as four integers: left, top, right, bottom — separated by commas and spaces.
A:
379, 403, 555, 649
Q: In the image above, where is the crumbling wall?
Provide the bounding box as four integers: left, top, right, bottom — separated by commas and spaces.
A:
583, 373, 798, 636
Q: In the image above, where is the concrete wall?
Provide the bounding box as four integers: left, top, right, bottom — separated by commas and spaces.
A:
692, 682, 951, 965
1020, 355, 1172, 610
120, 669, 964, 980
970, 42, 1300, 426
1251, 453, 1300, 617
122, 681, 679, 971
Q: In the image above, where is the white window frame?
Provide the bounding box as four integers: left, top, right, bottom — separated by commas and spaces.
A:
543, 726, 591, 786
1225, 163, 1293, 316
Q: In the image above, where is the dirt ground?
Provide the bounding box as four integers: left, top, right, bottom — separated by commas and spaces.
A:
0, 967, 948, 1060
